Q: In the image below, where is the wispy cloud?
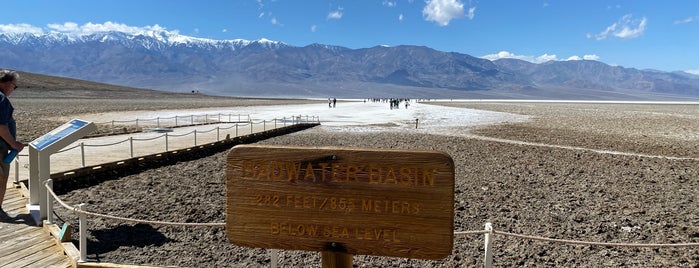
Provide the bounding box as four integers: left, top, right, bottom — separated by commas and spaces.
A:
685, 70, 699, 75
399, 14, 404, 22
310, 25, 318, 32
588, 14, 647, 40
674, 16, 698, 25
383, 1, 397, 7
327, 9, 344, 20
467, 7, 476, 20
423, 0, 471, 26
481, 51, 600, 63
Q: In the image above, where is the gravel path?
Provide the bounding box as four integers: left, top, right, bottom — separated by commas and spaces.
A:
28, 100, 698, 267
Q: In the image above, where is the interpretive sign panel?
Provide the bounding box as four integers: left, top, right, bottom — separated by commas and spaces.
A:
30, 119, 94, 151
226, 145, 455, 259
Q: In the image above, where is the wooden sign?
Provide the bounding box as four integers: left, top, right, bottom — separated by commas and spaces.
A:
226, 145, 455, 260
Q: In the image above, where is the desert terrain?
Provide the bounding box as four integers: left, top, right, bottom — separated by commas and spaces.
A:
10, 73, 699, 267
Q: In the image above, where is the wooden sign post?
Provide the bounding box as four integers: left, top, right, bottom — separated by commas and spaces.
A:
226, 145, 455, 266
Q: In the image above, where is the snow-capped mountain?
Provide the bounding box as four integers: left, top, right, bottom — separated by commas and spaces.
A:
2, 29, 699, 99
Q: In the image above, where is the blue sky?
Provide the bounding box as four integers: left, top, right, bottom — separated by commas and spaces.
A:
2, 0, 699, 74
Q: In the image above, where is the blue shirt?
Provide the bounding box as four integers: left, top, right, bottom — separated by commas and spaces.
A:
0, 91, 16, 140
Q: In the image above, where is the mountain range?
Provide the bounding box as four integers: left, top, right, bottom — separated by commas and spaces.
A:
2, 30, 699, 100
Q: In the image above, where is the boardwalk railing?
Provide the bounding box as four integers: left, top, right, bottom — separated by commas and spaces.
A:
11, 114, 320, 183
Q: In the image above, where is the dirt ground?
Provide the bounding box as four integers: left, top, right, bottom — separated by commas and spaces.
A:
17, 99, 698, 267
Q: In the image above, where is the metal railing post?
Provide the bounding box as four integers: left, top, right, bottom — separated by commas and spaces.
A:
79, 203, 88, 263
157, 117, 160, 128
135, 119, 139, 129
263, 120, 266, 131
216, 127, 220, 141
13, 157, 19, 184
190, 115, 194, 125
46, 179, 54, 224
129, 137, 134, 158
165, 133, 169, 152
484, 222, 494, 268
250, 121, 254, 134
111, 120, 115, 134
194, 130, 198, 146
80, 142, 86, 167
235, 124, 238, 137
175, 116, 178, 127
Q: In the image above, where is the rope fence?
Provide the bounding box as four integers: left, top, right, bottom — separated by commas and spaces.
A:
42, 180, 699, 266
11, 115, 320, 176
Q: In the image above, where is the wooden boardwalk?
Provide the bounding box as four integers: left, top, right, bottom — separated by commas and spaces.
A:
1, 182, 73, 268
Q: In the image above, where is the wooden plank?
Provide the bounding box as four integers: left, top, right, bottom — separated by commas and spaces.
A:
226, 145, 455, 260
0, 229, 48, 256
0, 239, 56, 266
0, 227, 46, 246
10, 246, 65, 268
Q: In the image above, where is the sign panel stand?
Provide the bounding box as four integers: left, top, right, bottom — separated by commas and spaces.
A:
28, 119, 96, 225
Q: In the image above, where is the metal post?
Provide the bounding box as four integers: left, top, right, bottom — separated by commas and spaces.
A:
175, 116, 178, 127
79, 203, 87, 263
190, 115, 194, 125
194, 130, 198, 146
111, 121, 115, 134
250, 121, 254, 134
46, 179, 54, 224
274, 118, 277, 129
283, 117, 287, 127
165, 133, 169, 152
263, 120, 266, 131
216, 127, 220, 141
135, 119, 139, 129
235, 124, 238, 137
270, 249, 278, 268
129, 137, 134, 158
157, 117, 160, 128
13, 156, 19, 184
484, 222, 494, 268
80, 142, 86, 167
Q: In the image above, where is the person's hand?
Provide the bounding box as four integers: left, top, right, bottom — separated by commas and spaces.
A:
12, 141, 24, 152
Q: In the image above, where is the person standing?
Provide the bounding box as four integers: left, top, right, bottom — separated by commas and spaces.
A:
0, 70, 24, 221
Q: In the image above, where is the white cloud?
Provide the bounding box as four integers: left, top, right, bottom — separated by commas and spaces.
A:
685, 70, 699, 75
583, 54, 600, 61
423, 0, 466, 26
270, 17, 280, 25
590, 14, 647, 40
45, 21, 172, 36
383, 1, 397, 7
467, 7, 476, 20
674, 16, 698, 25
328, 9, 343, 20
399, 14, 404, 21
0, 23, 44, 34
311, 25, 317, 32
222, 29, 227, 33
258, 12, 265, 18
481, 51, 600, 64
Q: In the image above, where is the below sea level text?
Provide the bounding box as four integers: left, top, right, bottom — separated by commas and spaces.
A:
270, 222, 400, 242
